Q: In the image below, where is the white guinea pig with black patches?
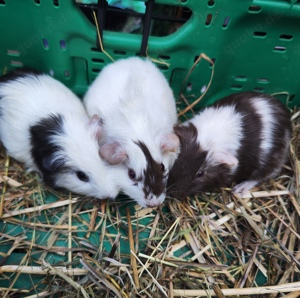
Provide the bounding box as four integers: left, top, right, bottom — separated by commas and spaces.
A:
83, 57, 179, 208
0, 68, 120, 199
167, 92, 292, 197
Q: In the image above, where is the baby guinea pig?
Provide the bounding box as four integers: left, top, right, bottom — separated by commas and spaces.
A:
83, 57, 179, 208
167, 92, 292, 197
0, 68, 120, 199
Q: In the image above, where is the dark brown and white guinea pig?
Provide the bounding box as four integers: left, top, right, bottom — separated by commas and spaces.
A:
0, 68, 120, 199
167, 92, 292, 197
83, 57, 179, 208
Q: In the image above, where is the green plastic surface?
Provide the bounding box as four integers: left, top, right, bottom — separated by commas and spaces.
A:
0, 0, 299, 293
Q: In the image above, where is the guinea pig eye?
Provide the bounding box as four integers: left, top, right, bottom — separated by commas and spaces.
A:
161, 163, 165, 172
128, 169, 136, 180
196, 171, 204, 178
76, 171, 89, 182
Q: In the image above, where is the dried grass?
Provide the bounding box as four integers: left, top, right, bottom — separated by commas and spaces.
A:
0, 67, 299, 297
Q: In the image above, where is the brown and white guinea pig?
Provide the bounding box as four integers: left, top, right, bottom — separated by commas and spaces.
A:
0, 68, 121, 199
167, 92, 292, 197
83, 57, 179, 208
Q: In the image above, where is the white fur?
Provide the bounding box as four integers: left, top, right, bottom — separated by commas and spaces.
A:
0, 73, 120, 198
83, 57, 178, 207
251, 97, 275, 163
189, 104, 243, 171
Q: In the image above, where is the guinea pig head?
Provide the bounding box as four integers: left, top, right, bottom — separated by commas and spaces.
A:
99, 136, 178, 208
167, 123, 238, 198
30, 114, 120, 199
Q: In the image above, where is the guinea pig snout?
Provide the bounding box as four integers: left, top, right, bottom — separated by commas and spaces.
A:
145, 193, 165, 208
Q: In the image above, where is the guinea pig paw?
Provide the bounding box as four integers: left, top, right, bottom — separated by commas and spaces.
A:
232, 180, 257, 197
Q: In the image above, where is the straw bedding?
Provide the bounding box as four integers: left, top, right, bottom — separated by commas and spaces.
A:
0, 106, 299, 298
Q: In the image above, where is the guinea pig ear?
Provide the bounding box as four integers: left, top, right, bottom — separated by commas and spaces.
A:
214, 151, 239, 167
87, 114, 103, 139
99, 142, 128, 165
160, 132, 180, 153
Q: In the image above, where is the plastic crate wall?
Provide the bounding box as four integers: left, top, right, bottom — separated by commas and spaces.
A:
0, 0, 299, 111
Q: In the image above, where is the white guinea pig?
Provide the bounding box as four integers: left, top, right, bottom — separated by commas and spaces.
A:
0, 68, 120, 199
83, 57, 179, 208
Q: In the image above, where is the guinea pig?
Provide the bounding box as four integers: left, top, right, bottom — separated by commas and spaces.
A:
167, 92, 292, 197
83, 57, 179, 208
0, 68, 120, 199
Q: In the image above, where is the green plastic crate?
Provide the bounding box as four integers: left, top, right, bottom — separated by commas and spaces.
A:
0, 0, 299, 295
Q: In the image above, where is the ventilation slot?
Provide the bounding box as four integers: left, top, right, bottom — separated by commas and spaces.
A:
253, 31, 267, 37
60, 40, 67, 51
257, 78, 269, 84
157, 64, 169, 70
253, 87, 264, 92
231, 85, 243, 90
92, 69, 101, 73
274, 46, 286, 52
222, 16, 230, 28
114, 50, 127, 55
53, 0, 59, 6
234, 75, 247, 82
43, 38, 49, 49
0, 0, 6, 5
92, 58, 104, 64
205, 14, 212, 26
10, 61, 23, 67
248, 5, 262, 13
280, 34, 293, 41
6, 50, 20, 56
288, 94, 296, 102
158, 55, 171, 60
34, 0, 40, 4
186, 83, 192, 92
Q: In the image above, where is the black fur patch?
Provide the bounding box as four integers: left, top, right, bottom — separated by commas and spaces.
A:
30, 114, 67, 187
167, 123, 233, 197
136, 141, 166, 198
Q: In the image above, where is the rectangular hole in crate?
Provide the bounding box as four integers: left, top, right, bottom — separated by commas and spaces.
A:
234, 75, 247, 82
114, 50, 127, 55
60, 40, 67, 51
205, 14, 212, 26
64, 70, 70, 77
158, 55, 171, 60
6, 49, 20, 57
222, 16, 230, 28
43, 38, 49, 49
288, 94, 296, 102
92, 58, 104, 64
91, 47, 101, 52
157, 64, 169, 70
34, 0, 40, 5
279, 34, 293, 41
231, 85, 243, 90
0, 0, 5, 5
92, 68, 101, 73
10, 61, 23, 67
53, 0, 59, 7
253, 31, 267, 38
257, 78, 269, 84
253, 87, 264, 92
274, 46, 286, 52
248, 5, 262, 12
